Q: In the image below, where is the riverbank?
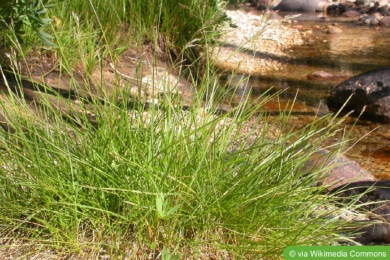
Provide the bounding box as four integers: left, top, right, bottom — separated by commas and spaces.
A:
215, 6, 390, 182
0, 2, 372, 258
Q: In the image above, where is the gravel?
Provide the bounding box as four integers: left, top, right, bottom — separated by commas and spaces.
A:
211, 10, 304, 75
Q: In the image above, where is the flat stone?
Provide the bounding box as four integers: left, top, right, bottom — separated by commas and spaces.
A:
326, 25, 343, 34
303, 148, 378, 190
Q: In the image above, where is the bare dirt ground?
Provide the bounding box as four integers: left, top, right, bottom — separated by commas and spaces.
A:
0, 43, 195, 131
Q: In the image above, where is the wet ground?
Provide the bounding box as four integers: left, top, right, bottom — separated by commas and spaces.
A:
224, 11, 390, 179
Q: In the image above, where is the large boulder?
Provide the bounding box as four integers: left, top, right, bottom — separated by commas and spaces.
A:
327, 68, 390, 123
275, 0, 328, 12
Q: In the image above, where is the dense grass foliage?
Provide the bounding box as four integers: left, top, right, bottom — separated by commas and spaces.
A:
0, 0, 367, 258
1, 0, 227, 72
126, 0, 226, 60
0, 92, 357, 257
48, 0, 227, 69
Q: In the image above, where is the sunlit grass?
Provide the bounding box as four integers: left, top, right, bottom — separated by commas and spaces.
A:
0, 0, 369, 258
0, 73, 362, 258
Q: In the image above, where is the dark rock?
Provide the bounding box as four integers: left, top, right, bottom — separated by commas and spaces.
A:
378, 5, 389, 16
333, 180, 390, 244
275, 0, 328, 12
355, 0, 366, 6
367, 1, 390, 15
368, 2, 381, 14
303, 149, 389, 244
327, 68, 390, 123
326, 4, 347, 16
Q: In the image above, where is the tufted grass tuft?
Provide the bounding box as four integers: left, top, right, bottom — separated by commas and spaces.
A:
38, 0, 227, 73
0, 73, 364, 258
0, 0, 369, 258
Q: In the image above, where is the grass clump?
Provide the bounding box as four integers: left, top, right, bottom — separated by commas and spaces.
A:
0, 0, 367, 258
46, 0, 227, 72
0, 89, 359, 258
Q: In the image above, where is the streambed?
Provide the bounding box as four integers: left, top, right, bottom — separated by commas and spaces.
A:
220, 8, 390, 179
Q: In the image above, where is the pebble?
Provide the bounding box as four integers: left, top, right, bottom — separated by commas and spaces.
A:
326, 25, 343, 34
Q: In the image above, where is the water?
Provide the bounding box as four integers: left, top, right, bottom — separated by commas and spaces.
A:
225, 11, 390, 179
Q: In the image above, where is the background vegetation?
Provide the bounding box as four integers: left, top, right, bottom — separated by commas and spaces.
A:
0, 0, 55, 45
0, 0, 366, 258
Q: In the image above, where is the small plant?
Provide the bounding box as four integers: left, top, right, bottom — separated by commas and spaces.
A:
0, 0, 55, 45
161, 247, 181, 260
156, 193, 181, 220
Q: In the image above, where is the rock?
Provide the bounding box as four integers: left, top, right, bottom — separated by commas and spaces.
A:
323, 1, 390, 19
275, 0, 328, 12
359, 14, 382, 26
250, 0, 282, 9
333, 180, 390, 244
326, 25, 343, 34
326, 4, 347, 16
380, 16, 390, 26
303, 148, 378, 190
378, 5, 389, 16
327, 68, 390, 123
307, 70, 340, 80
342, 10, 362, 17
368, 1, 390, 14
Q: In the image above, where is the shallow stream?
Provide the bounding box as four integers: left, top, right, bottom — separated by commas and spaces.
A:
226, 11, 390, 179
